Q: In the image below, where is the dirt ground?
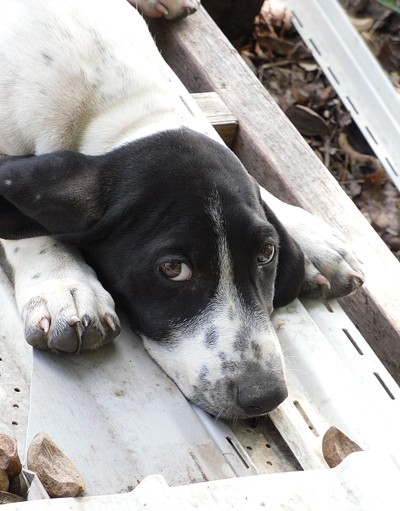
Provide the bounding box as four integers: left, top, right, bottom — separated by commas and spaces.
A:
241, 0, 400, 259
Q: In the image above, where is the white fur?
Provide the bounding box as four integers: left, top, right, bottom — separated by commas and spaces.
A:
0, 0, 206, 353
0, 0, 199, 156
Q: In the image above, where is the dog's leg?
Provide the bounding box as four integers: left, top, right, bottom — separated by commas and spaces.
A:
2, 237, 120, 353
129, 0, 200, 19
260, 187, 364, 299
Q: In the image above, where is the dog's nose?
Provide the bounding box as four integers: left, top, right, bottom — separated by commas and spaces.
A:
235, 381, 288, 416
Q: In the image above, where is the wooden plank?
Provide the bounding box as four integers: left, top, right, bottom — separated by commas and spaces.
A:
191, 92, 238, 146
149, 9, 400, 383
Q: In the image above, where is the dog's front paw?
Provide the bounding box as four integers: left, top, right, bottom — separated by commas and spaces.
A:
292, 210, 364, 299
300, 240, 364, 300
131, 0, 200, 19
18, 279, 121, 353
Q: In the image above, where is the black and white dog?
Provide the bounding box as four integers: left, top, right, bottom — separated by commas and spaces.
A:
0, 0, 363, 418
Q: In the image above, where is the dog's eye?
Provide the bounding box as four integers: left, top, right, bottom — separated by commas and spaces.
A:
160, 260, 192, 281
257, 244, 275, 266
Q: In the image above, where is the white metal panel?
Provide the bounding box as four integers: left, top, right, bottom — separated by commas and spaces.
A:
27, 321, 235, 495
3, 451, 400, 510
284, 0, 400, 190
0, 265, 32, 453
271, 298, 400, 468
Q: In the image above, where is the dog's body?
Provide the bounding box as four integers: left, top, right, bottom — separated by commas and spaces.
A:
0, 0, 363, 418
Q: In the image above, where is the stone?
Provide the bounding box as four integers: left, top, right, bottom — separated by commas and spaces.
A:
0, 469, 9, 492
27, 433, 85, 498
0, 434, 22, 477
322, 426, 363, 468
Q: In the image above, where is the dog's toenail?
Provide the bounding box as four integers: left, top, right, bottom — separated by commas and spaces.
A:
82, 314, 91, 328
39, 317, 50, 334
68, 315, 80, 327
315, 274, 331, 289
105, 313, 117, 332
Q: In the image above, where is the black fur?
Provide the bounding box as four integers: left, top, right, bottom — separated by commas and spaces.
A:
0, 128, 305, 339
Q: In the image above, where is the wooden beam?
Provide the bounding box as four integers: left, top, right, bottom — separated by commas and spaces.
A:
191, 92, 238, 147
149, 9, 400, 382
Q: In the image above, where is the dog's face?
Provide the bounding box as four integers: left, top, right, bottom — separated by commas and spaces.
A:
0, 129, 304, 418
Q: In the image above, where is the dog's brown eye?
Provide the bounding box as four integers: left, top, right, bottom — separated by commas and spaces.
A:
160, 261, 192, 281
257, 244, 275, 266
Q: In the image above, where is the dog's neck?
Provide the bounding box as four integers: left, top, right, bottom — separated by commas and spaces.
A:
77, 95, 179, 154
79, 88, 218, 154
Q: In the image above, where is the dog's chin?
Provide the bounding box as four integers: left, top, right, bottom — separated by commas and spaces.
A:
190, 398, 269, 421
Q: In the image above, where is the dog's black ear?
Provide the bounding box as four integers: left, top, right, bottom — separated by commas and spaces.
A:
262, 201, 305, 308
0, 151, 105, 240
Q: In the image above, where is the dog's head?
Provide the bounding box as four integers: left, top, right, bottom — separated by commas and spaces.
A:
0, 129, 304, 418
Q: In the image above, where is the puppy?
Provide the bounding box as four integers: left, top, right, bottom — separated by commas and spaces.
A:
0, 0, 363, 418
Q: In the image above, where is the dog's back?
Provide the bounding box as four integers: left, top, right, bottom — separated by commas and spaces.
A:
0, 0, 192, 156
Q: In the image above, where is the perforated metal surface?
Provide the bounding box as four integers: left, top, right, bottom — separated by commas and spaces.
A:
0, 264, 32, 458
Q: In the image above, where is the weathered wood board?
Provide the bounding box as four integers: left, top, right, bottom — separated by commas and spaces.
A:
149, 8, 400, 382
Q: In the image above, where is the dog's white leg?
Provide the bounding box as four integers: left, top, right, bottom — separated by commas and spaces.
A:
260, 187, 364, 299
2, 237, 120, 353
129, 0, 200, 19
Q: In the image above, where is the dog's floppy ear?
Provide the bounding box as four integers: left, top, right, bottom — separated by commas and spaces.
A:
261, 201, 305, 308
0, 151, 105, 240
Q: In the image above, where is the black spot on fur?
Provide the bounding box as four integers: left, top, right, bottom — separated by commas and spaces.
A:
199, 366, 209, 380
221, 360, 239, 372
251, 341, 262, 359
22, 296, 46, 315
204, 327, 218, 349
233, 326, 248, 352
41, 51, 54, 66
218, 351, 227, 361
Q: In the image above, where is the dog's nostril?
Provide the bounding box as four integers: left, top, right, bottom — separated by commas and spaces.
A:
236, 384, 288, 416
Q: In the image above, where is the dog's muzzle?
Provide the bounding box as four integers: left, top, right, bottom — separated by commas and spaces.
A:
234, 365, 288, 416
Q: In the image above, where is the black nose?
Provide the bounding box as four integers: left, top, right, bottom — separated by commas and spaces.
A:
236, 382, 288, 416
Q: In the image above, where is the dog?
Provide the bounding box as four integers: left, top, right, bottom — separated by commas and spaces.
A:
0, 0, 364, 419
